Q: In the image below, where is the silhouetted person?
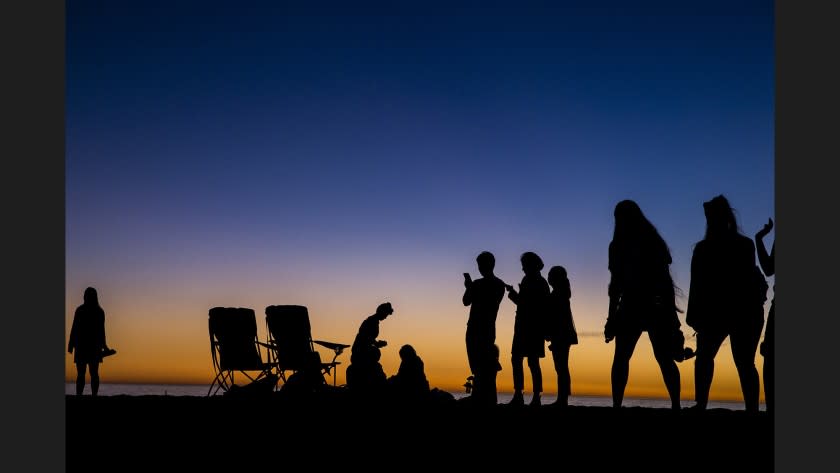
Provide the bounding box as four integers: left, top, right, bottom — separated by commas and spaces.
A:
546, 266, 578, 407
605, 200, 690, 411
68, 287, 113, 396
506, 251, 549, 407
346, 302, 393, 396
687, 195, 766, 413
387, 344, 431, 403
755, 217, 774, 414
462, 251, 507, 406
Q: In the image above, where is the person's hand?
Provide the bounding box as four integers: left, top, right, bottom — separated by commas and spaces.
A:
375, 340, 387, 348
68, 346, 73, 354
604, 321, 615, 343
756, 218, 774, 239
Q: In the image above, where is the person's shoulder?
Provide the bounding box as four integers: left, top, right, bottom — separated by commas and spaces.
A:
736, 233, 755, 248
488, 275, 506, 288
479, 275, 505, 288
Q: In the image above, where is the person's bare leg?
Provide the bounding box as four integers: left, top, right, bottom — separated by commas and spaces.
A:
510, 355, 525, 405
650, 329, 682, 410
75, 362, 87, 396
693, 331, 725, 410
528, 356, 542, 406
611, 330, 641, 409
89, 362, 100, 397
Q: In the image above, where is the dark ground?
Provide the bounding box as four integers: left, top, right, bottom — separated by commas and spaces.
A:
66, 392, 773, 471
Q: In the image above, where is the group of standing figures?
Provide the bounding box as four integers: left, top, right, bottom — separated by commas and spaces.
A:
68, 194, 774, 414
461, 195, 774, 413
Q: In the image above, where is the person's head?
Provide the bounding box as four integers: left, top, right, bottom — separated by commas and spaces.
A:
399, 344, 417, 361
612, 199, 669, 255
547, 266, 568, 288
520, 252, 544, 275
703, 194, 739, 239
83, 287, 99, 306
476, 251, 495, 277
613, 199, 646, 238
375, 302, 394, 320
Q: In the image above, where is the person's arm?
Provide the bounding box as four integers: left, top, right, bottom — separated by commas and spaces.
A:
755, 218, 775, 276
462, 275, 472, 307
686, 245, 703, 331
506, 284, 519, 304
605, 244, 620, 342
68, 313, 76, 353
100, 309, 109, 351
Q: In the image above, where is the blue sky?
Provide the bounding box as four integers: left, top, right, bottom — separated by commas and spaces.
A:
65, 1, 774, 392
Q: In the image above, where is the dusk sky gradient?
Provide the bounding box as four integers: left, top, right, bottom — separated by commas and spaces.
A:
66, 1, 774, 400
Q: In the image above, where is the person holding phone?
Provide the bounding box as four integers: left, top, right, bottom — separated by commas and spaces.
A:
462, 251, 507, 406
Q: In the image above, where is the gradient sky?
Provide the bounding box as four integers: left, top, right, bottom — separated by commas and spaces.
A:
66, 1, 774, 401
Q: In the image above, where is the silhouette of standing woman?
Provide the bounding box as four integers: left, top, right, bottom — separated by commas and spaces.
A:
506, 251, 549, 407
546, 266, 578, 407
755, 218, 774, 415
605, 200, 690, 411
68, 287, 112, 396
687, 195, 765, 413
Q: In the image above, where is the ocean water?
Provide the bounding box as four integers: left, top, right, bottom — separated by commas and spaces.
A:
64, 383, 760, 410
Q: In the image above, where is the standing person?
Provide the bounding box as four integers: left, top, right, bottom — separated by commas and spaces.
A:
462, 251, 507, 406
545, 266, 578, 408
346, 302, 394, 396
755, 218, 774, 415
687, 195, 766, 413
605, 200, 692, 411
68, 287, 113, 396
506, 251, 549, 407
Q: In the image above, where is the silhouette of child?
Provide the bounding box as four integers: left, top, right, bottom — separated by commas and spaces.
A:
387, 344, 430, 403
546, 266, 578, 407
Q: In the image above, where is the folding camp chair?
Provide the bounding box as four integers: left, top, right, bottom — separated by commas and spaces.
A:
207, 307, 277, 396
264, 305, 350, 387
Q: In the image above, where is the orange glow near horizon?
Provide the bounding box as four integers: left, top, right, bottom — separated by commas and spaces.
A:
65, 298, 766, 403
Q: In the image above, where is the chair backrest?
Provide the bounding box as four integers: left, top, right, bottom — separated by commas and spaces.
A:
209, 307, 263, 371
265, 305, 315, 371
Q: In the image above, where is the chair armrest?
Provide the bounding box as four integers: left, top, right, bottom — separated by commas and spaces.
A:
313, 340, 350, 354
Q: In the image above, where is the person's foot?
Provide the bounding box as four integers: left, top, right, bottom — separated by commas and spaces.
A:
529, 395, 541, 407
685, 404, 706, 413
508, 392, 524, 406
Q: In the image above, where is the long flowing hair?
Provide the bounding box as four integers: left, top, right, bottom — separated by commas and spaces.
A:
703, 194, 742, 240
612, 200, 683, 308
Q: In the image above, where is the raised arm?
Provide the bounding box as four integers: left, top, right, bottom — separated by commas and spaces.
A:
755, 218, 775, 276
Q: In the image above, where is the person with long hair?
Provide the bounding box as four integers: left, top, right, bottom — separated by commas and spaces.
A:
686, 195, 765, 413
605, 200, 692, 411
68, 287, 112, 396
506, 251, 549, 407
545, 265, 578, 408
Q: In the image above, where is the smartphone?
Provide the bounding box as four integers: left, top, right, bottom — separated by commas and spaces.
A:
463, 272, 472, 283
